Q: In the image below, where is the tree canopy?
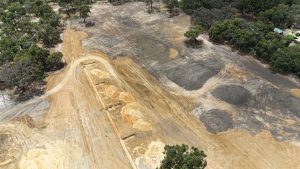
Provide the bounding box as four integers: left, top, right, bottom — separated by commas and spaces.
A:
0, 0, 63, 93
184, 25, 204, 45
158, 144, 207, 169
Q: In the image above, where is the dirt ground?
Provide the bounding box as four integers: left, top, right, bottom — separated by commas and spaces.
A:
0, 2, 300, 169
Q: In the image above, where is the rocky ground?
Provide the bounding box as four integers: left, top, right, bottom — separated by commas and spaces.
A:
0, 2, 300, 169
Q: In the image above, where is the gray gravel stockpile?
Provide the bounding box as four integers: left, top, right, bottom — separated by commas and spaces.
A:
212, 85, 251, 106
199, 109, 233, 133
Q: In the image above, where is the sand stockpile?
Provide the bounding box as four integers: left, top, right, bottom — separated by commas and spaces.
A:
120, 102, 152, 131
119, 92, 135, 103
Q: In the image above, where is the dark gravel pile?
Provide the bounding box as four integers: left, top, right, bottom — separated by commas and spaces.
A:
212, 85, 251, 105
199, 109, 233, 133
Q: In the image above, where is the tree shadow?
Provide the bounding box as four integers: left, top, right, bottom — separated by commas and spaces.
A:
184, 39, 204, 48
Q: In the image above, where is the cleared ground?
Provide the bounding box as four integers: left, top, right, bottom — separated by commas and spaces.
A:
0, 2, 300, 169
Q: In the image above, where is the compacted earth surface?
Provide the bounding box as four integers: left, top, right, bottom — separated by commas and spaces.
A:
0, 2, 300, 169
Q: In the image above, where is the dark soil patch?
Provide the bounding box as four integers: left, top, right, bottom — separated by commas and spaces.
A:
165, 60, 222, 90
200, 109, 233, 133
250, 86, 300, 118
212, 85, 251, 106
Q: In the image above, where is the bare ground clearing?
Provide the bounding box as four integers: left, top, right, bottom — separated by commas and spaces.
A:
0, 2, 300, 169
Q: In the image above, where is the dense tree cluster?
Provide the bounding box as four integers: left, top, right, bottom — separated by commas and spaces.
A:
158, 144, 207, 169
0, 0, 63, 91
162, 0, 300, 77
209, 18, 300, 76
236, 0, 296, 14
163, 0, 236, 28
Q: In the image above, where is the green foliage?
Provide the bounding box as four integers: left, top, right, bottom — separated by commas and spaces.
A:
0, 0, 63, 89
184, 25, 204, 44
39, 25, 62, 47
254, 32, 287, 61
179, 0, 204, 14
232, 28, 260, 51
163, 0, 179, 11
258, 4, 293, 29
209, 17, 300, 76
179, 0, 232, 13
208, 18, 247, 43
158, 144, 207, 169
286, 34, 297, 41
79, 4, 91, 22
179, 0, 300, 77
191, 7, 235, 29
237, 0, 291, 14
46, 52, 64, 71
271, 46, 300, 76
291, 5, 300, 27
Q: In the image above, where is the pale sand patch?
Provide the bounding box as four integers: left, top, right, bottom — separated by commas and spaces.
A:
19, 141, 84, 169
90, 69, 110, 79
119, 92, 135, 103
104, 85, 120, 98
120, 102, 152, 131
290, 88, 300, 99
169, 48, 178, 59
133, 119, 152, 131
121, 102, 144, 124
134, 140, 165, 169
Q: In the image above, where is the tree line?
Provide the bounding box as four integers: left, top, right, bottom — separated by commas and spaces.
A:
162, 0, 300, 77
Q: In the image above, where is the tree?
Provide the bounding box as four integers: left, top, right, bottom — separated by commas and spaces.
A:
237, 0, 291, 14
163, 0, 179, 12
291, 5, 300, 28
46, 52, 64, 71
271, 45, 300, 76
254, 32, 286, 61
258, 4, 293, 29
58, 0, 74, 16
179, 0, 204, 14
191, 7, 235, 29
232, 28, 260, 51
0, 0, 63, 94
0, 61, 37, 88
208, 18, 246, 43
158, 144, 207, 169
184, 25, 204, 45
146, 0, 154, 11
79, 4, 90, 23
39, 24, 61, 47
